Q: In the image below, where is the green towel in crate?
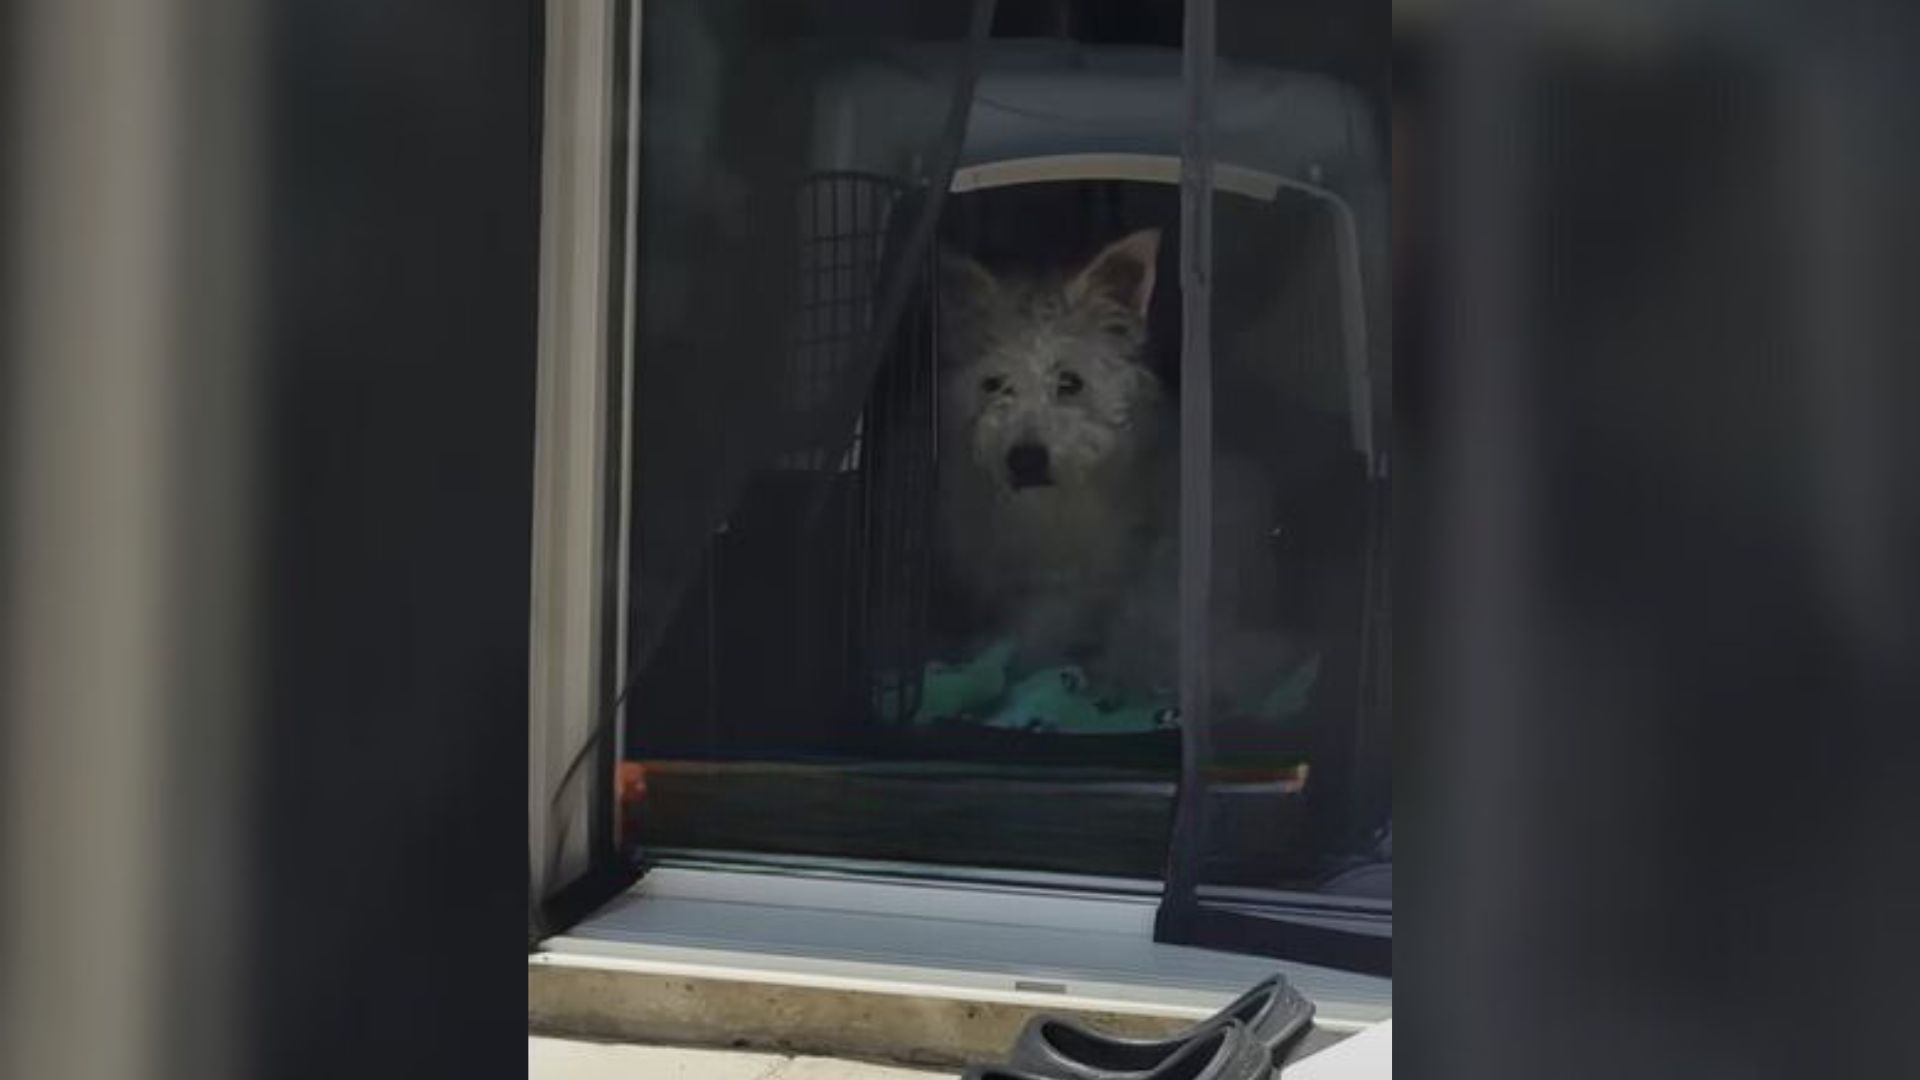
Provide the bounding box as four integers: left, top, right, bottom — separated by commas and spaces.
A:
876, 638, 1319, 735
983, 666, 1176, 735
873, 638, 1017, 725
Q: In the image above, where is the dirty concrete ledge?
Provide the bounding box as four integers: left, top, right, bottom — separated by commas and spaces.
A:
529, 955, 1352, 1070
530, 1034, 947, 1079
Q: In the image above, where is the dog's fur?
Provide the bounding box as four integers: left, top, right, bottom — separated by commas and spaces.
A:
936, 230, 1177, 684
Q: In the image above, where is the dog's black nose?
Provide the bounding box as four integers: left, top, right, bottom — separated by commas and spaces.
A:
1006, 443, 1052, 488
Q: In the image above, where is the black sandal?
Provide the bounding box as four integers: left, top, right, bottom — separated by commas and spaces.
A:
964, 1020, 1271, 1080
1003, 975, 1311, 1079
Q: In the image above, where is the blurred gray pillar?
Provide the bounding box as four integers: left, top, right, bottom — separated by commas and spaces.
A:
1422, 5, 1538, 1077
2, 1, 259, 1078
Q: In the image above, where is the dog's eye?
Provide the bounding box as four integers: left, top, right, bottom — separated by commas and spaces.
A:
1056, 371, 1085, 397
979, 375, 1006, 395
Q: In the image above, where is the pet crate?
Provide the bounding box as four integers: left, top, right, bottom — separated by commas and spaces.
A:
627, 41, 1388, 807
623, 169, 942, 757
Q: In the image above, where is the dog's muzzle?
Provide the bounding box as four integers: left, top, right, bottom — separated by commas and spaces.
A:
1005, 442, 1053, 489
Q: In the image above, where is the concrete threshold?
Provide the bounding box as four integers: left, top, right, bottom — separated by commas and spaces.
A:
530, 945, 1353, 1070
531, 869, 1382, 1069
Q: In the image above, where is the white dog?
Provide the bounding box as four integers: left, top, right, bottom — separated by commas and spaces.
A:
937, 228, 1294, 704
936, 229, 1177, 684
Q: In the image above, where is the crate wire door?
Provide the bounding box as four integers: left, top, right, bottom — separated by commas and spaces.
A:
781, 171, 939, 730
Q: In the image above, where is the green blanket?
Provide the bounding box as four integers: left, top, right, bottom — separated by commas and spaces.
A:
875, 639, 1320, 735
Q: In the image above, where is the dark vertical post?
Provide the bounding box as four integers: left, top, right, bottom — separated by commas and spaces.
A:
1157, 0, 1217, 934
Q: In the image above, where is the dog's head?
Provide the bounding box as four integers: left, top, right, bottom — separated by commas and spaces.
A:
938, 229, 1164, 494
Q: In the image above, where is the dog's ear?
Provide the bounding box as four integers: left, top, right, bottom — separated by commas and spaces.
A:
938, 250, 998, 309
937, 251, 997, 365
1066, 228, 1160, 319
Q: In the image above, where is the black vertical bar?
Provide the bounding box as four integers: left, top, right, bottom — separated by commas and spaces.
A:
1156, 0, 1217, 937
590, 0, 636, 883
